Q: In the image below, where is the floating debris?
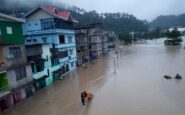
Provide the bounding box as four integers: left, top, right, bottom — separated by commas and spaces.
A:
164, 75, 172, 79
175, 74, 182, 79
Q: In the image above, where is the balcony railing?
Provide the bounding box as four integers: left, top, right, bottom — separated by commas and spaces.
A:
51, 50, 68, 59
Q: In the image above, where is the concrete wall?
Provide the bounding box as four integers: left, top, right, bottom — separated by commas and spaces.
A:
26, 9, 54, 21
42, 44, 53, 86
23, 20, 41, 32
90, 43, 103, 51
3, 45, 27, 68
90, 36, 102, 43
0, 47, 4, 64
7, 65, 33, 90
25, 34, 59, 45
32, 44, 61, 86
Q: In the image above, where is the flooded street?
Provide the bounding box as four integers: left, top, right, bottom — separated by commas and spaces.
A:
3, 37, 185, 115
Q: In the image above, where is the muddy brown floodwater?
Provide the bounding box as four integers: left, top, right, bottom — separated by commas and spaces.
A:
3, 37, 185, 115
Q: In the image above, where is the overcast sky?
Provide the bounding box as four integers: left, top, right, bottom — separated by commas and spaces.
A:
59, 0, 185, 21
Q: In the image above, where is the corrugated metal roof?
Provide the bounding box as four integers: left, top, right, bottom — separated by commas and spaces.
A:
0, 12, 25, 23
25, 5, 78, 23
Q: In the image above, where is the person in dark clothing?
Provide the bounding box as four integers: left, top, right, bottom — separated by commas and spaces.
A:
81, 91, 93, 106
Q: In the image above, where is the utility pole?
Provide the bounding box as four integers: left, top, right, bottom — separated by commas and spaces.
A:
114, 58, 116, 74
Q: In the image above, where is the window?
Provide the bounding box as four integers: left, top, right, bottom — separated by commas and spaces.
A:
42, 37, 47, 43
71, 62, 74, 68
15, 67, 26, 81
68, 36, 73, 43
80, 46, 85, 51
51, 58, 59, 66
59, 50, 68, 58
33, 39, 37, 42
41, 18, 54, 30
59, 35, 65, 44
9, 47, 22, 58
36, 64, 44, 73
69, 49, 73, 55
6, 27, 12, 34
26, 39, 31, 42
54, 18, 74, 30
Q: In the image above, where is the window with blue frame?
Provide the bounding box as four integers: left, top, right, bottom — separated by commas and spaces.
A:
41, 18, 54, 30
68, 36, 73, 43
69, 49, 73, 55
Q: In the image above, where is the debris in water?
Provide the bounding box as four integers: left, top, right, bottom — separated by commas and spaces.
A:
164, 75, 172, 79
175, 74, 182, 79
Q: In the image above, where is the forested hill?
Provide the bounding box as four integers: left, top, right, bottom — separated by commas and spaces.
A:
150, 14, 185, 29
71, 10, 148, 32
0, 0, 148, 33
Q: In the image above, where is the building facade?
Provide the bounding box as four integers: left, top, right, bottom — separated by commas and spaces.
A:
75, 27, 89, 66
88, 23, 104, 57
0, 13, 34, 112
75, 23, 108, 64
102, 31, 109, 54
26, 44, 61, 91
23, 6, 77, 81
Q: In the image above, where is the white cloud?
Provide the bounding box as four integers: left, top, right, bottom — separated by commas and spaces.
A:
61, 0, 185, 21
2, 0, 185, 21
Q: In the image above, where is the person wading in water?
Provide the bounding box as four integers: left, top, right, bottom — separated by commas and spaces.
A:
81, 91, 93, 105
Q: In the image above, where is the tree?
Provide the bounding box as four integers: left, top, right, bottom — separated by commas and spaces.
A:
118, 32, 132, 45
166, 28, 181, 38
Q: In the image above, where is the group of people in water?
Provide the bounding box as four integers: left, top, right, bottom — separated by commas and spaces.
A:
81, 91, 93, 105
164, 73, 182, 79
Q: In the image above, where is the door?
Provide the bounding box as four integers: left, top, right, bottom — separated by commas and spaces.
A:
13, 91, 22, 104
25, 86, 33, 98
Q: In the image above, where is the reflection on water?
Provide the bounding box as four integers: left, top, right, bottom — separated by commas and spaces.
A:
3, 37, 185, 115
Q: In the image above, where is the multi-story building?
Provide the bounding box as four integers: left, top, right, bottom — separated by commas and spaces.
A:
107, 31, 117, 49
102, 31, 109, 54
25, 43, 61, 91
75, 23, 107, 63
0, 13, 34, 112
23, 6, 78, 82
88, 23, 103, 57
75, 26, 89, 66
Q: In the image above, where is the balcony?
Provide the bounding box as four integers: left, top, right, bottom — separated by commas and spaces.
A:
0, 90, 11, 99
55, 43, 75, 49
51, 50, 68, 59
28, 55, 47, 64
26, 45, 43, 56
33, 69, 48, 80
59, 57, 69, 63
